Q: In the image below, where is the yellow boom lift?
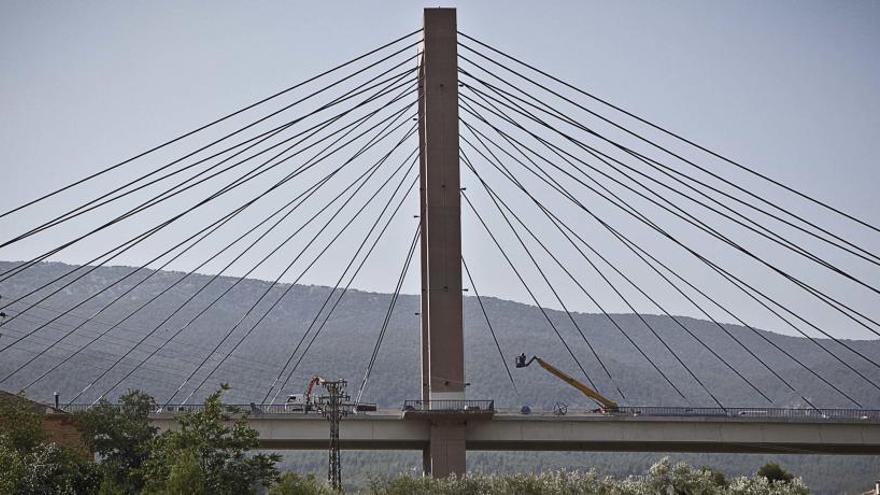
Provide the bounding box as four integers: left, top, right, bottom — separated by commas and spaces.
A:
515, 354, 619, 412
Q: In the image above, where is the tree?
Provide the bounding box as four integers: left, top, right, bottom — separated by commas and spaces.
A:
757, 462, 794, 484
0, 392, 100, 494
0, 391, 44, 452
143, 384, 280, 494
163, 448, 206, 495
75, 389, 158, 493
2, 439, 101, 495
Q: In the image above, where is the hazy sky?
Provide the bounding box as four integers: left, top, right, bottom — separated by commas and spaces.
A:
1, 1, 878, 340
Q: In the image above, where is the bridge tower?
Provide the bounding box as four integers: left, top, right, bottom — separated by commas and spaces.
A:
418, 8, 467, 477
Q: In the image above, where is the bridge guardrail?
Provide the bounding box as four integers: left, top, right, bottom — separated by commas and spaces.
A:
60, 403, 880, 422
617, 406, 880, 422
402, 399, 495, 413
61, 402, 377, 415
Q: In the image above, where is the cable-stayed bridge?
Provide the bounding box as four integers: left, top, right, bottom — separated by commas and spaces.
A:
2, 8, 880, 477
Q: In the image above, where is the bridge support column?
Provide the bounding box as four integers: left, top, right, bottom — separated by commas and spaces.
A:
427, 421, 466, 477
418, 7, 466, 477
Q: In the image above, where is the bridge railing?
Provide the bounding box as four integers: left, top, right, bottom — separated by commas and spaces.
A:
61, 403, 285, 414
617, 406, 880, 422
60, 403, 880, 422
402, 399, 495, 413
61, 402, 376, 415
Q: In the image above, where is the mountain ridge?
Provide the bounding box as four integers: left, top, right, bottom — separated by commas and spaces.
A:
1, 260, 877, 411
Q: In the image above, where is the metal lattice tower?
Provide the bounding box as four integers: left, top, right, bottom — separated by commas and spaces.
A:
318, 379, 351, 490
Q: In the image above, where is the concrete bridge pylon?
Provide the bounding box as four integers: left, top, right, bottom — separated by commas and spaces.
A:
418, 7, 467, 477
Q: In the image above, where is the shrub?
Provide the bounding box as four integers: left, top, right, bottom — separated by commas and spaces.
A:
270, 472, 340, 495
757, 462, 794, 484
364, 458, 810, 495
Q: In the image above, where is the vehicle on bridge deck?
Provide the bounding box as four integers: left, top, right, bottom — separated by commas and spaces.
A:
284, 394, 311, 413
283, 395, 376, 414
515, 353, 619, 413
284, 375, 324, 412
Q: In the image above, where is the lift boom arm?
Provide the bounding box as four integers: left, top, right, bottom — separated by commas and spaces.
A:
304, 375, 325, 404
517, 355, 618, 411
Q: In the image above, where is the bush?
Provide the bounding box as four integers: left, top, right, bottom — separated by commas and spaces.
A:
364, 458, 810, 495
270, 472, 340, 495
757, 462, 794, 484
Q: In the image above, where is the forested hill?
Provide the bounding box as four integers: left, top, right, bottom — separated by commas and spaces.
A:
0, 260, 877, 411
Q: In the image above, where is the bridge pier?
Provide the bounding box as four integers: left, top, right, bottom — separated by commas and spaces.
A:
427, 421, 466, 476
418, 7, 466, 477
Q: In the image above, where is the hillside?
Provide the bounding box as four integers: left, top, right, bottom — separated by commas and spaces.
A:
0, 260, 878, 493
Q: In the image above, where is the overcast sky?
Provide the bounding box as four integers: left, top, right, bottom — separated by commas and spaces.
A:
1, 1, 878, 340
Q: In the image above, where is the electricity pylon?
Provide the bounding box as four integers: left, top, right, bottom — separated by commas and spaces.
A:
317, 379, 351, 490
